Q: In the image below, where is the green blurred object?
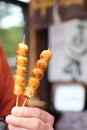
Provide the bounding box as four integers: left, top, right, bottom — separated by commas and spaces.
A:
0, 26, 24, 58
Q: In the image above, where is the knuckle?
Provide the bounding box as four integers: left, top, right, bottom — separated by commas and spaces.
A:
33, 119, 41, 129
35, 108, 42, 118
47, 123, 54, 130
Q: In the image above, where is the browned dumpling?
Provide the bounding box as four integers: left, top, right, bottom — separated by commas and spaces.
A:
15, 66, 27, 77
27, 77, 40, 89
35, 59, 47, 71
24, 87, 36, 98
14, 75, 25, 86
30, 68, 44, 80
16, 56, 28, 66
40, 49, 52, 62
16, 42, 28, 56
14, 84, 24, 95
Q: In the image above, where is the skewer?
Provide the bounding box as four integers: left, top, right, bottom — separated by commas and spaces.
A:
16, 95, 19, 106
22, 97, 27, 107
14, 35, 28, 106
23, 35, 25, 43
49, 43, 52, 50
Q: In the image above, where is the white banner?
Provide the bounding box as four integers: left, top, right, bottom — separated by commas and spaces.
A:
48, 19, 87, 82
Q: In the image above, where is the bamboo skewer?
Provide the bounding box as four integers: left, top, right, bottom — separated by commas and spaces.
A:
23, 35, 25, 44
16, 95, 19, 106
14, 35, 28, 107
22, 97, 28, 107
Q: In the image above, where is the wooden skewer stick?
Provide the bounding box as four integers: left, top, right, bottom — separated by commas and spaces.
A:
22, 97, 28, 107
49, 43, 53, 50
16, 95, 19, 106
23, 35, 25, 43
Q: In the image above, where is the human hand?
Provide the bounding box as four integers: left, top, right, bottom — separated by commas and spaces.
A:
5, 106, 54, 130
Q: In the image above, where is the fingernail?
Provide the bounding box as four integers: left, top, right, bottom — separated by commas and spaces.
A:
6, 115, 12, 123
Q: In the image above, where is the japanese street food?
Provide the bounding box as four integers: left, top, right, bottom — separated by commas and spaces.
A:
16, 42, 28, 56
13, 36, 52, 107
24, 48, 52, 98
14, 38, 28, 96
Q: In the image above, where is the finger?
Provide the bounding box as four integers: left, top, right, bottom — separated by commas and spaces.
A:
11, 107, 54, 124
8, 124, 31, 130
8, 123, 54, 130
6, 115, 53, 130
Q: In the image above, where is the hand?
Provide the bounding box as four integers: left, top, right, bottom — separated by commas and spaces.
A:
5, 106, 54, 130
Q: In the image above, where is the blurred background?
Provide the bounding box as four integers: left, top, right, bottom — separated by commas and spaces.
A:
1, 0, 87, 130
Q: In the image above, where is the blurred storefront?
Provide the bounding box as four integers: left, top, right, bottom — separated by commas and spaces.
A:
1, 0, 87, 130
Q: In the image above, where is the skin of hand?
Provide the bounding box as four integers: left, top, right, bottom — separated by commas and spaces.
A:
5, 107, 54, 130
